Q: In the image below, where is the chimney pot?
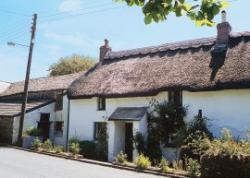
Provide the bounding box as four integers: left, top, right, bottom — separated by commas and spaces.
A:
99, 39, 111, 61
221, 10, 227, 22
216, 11, 232, 44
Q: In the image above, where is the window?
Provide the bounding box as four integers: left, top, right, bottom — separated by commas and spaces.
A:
97, 97, 106, 111
168, 90, 182, 106
55, 94, 63, 111
54, 121, 64, 137
94, 122, 107, 140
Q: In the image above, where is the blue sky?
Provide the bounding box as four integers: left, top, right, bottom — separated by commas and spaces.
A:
0, 0, 248, 82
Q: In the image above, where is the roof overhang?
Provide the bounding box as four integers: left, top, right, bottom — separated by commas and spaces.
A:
0, 100, 54, 117
108, 107, 148, 121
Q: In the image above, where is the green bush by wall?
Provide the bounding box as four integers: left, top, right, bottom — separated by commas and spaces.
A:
201, 154, 250, 178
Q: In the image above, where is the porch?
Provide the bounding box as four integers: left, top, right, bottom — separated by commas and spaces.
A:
107, 107, 148, 162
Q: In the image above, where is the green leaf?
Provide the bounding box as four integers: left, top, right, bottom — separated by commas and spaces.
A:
144, 15, 152, 24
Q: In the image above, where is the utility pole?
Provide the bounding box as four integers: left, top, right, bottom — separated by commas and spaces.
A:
17, 13, 37, 146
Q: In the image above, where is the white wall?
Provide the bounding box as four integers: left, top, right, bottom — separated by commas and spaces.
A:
183, 89, 250, 138
69, 92, 168, 161
0, 81, 10, 93
12, 95, 69, 146
69, 91, 168, 141
53, 95, 69, 146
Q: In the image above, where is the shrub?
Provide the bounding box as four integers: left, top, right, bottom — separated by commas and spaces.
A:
200, 129, 250, 178
133, 132, 146, 154
70, 142, 80, 156
115, 151, 128, 165
95, 124, 108, 161
187, 116, 213, 140
31, 137, 42, 150
186, 158, 201, 177
135, 154, 151, 170
173, 159, 184, 170
180, 131, 211, 161
79, 141, 97, 159
201, 154, 250, 178
221, 128, 233, 142
69, 137, 79, 144
158, 157, 170, 173
54, 146, 64, 153
42, 139, 53, 151
25, 128, 42, 137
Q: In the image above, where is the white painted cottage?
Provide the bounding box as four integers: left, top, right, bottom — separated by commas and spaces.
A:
67, 15, 250, 162
0, 73, 80, 147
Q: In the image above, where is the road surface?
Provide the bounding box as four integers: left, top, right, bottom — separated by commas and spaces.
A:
0, 147, 167, 178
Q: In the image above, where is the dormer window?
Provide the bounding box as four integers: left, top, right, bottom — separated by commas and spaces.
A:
97, 97, 106, 111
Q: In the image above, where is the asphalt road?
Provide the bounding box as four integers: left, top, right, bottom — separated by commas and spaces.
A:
0, 147, 167, 178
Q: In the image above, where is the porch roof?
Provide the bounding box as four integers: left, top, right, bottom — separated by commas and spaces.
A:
109, 107, 148, 121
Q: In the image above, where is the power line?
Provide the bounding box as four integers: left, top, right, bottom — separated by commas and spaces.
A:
40, 6, 124, 23
0, 9, 30, 17
40, 2, 114, 19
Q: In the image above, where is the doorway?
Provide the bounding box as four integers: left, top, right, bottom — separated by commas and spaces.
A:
37, 114, 51, 142
125, 123, 133, 161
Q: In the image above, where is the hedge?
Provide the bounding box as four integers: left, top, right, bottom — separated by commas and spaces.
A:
79, 141, 97, 159
201, 154, 250, 178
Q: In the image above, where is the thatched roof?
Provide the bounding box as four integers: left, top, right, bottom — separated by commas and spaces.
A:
0, 73, 81, 97
68, 31, 250, 98
0, 101, 53, 117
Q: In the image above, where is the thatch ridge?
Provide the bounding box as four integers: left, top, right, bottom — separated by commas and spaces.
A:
0, 72, 83, 97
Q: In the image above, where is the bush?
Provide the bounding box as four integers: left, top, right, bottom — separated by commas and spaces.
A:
133, 132, 146, 154
70, 142, 80, 156
135, 154, 151, 170
200, 129, 250, 178
69, 137, 79, 144
95, 124, 108, 161
42, 139, 53, 151
158, 157, 170, 173
201, 154, 250, 178
79, 141, 97, 159
115, 151, 128, 165
25, 128, 42, 137
173, 159, 184, 170
186, 158, 201, 177
180, 131, 211, 161
54, 146, 64, 153
31, 137, 42, 150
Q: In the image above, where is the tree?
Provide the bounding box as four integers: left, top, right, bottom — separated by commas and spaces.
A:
115, 0, 229, 26
49, 54, 96, 76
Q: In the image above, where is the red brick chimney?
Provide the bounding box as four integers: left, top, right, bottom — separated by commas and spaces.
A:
216, 10, 232, 44
99, 39, 112, 61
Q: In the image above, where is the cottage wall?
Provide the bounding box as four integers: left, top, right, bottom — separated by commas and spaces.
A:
183, 89, 250, 138
12, 95, 69, 146
68, 91, 169, 141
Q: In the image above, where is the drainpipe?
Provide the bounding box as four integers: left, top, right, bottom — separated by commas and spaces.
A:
65, 99, 70, 152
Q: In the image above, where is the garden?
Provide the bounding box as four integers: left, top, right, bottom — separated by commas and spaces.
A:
27, 99, 250, 178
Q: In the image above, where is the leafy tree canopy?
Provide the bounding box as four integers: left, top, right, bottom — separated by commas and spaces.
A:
115, 0, 229, 26
49, 54, 96, 76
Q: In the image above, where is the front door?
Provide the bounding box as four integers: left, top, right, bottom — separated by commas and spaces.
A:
38, 114, 50, 141
125, 123, 133, 161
